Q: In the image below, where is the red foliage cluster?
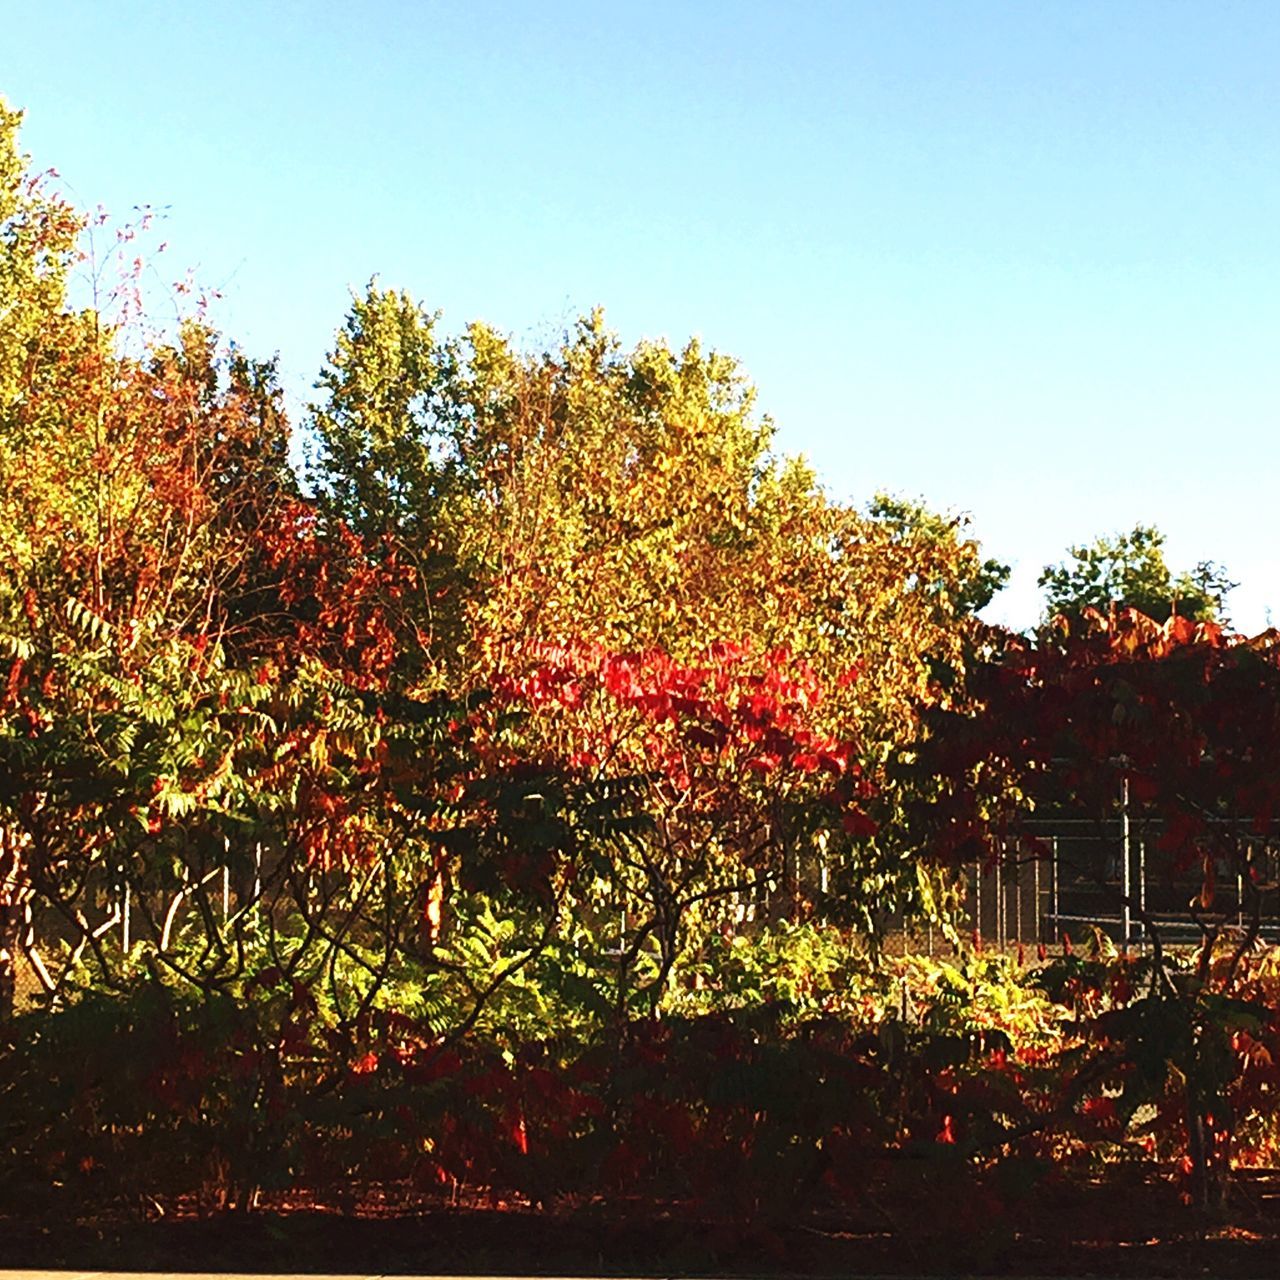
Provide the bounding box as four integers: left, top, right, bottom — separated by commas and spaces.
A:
491, 638, 874, 837
918, 609, 1280, 876
255, 500, 418, 687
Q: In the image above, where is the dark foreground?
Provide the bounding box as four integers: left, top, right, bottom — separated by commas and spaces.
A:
3, 1168, 1279, 1278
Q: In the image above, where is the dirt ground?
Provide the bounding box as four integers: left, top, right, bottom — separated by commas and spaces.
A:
2, 1167, 1277, 1278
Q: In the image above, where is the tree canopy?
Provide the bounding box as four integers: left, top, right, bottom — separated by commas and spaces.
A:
1038, 523, 1234, 625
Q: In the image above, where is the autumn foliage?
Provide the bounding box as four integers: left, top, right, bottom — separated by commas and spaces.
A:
1, 101, 1279, 1243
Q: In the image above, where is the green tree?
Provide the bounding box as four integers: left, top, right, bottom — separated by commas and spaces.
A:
1039, 523, 1233, 625
306, 287, 1009, 705
866, 494, 1009, 618
305, 290, 787, 675
306, 286, 1012, 939
0, 100, 81, 408
0, 101, 83, 1018
304, 283, 457, 547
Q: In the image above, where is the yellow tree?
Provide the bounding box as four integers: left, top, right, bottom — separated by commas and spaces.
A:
308, 286, 1008, 935
0, 101, 82, 1014
0, 106, 301, 1015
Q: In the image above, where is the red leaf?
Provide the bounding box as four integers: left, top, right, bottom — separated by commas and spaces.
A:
841, 809, 877, 837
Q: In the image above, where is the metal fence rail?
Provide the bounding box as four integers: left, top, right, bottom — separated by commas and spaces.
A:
962, 814, 1280, 950
6, 799, 1278, 1013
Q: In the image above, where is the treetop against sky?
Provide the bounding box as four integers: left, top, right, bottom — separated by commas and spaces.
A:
2, 0, 1276, 632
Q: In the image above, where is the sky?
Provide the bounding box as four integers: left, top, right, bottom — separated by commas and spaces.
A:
3, 0, 1277, 631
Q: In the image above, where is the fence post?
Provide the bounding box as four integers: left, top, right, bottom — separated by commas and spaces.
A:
974, 860, 982, 944
1122, 777, 1132, 947
995, 849, 1004, 948
1033, 851, 1042, 943
1138, 836, 1147, 952
1014, 856, 1023, 945
1051, 836, 1060, 945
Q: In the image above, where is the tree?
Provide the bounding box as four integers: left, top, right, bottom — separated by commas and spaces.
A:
0, 101, 82, 1016
305, 287, 1011, 933
306, 292, 795, 679
485, 637, 874, 1013
1039, 523, 1234, 625
0, 100, 81, 408
305, 286, 1008, 737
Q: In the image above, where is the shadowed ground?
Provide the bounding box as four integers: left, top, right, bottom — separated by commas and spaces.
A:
1, 1167, 1278, 1278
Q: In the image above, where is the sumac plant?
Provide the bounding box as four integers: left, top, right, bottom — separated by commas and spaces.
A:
484, 637, 878, 1016
911, 607, 1280, 1206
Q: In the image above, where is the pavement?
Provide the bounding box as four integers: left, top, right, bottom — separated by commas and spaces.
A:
1, 1274, 594, 1280
2, 1274, 411, 1280
4, 1275, 655, 1280
1, 1274, 690, 1280
3, 1271, 693, 1278
4, 1274, 606, 1280
11, 1271, 1275, 1280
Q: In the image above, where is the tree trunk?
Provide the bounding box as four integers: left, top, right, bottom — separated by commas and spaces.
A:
1187, 1104, 1210, 1212
0, 826, 19, 1022
0, 899, 16, 1023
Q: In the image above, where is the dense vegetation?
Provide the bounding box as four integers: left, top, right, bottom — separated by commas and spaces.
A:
1, 101, 1278, 1254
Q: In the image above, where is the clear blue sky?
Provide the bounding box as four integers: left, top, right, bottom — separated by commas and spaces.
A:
4, 1, 1278, 630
